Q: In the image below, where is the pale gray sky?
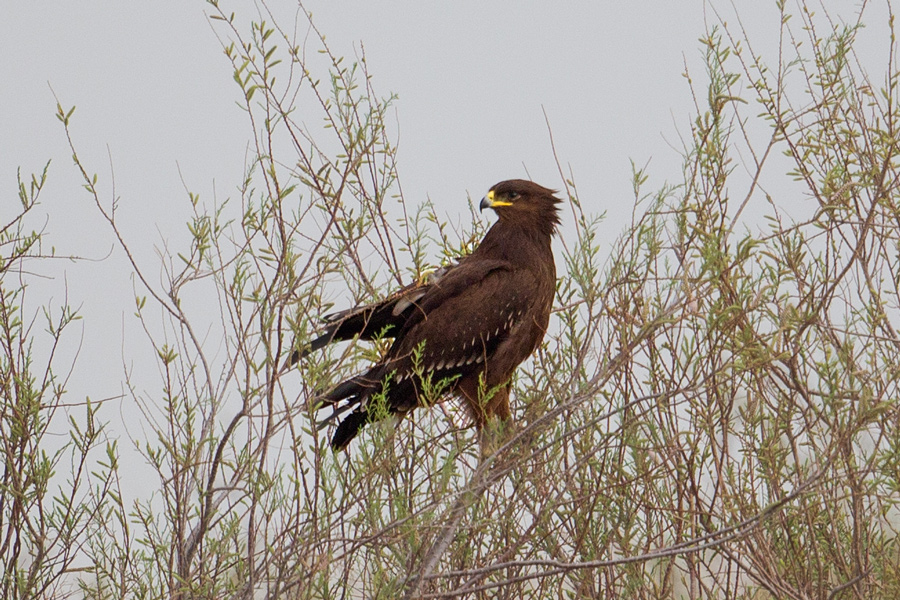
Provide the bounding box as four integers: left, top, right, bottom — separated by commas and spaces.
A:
0, 0, 880, 491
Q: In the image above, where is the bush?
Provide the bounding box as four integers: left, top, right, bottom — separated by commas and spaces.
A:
5, 1, 900, 598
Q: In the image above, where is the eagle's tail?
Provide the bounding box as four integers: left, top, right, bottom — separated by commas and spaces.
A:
312, 373, 377, 451
331, 409, 368, 450
319, 373, 370, 404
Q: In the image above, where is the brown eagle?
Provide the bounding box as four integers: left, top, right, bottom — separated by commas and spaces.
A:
294, 179, 561, 451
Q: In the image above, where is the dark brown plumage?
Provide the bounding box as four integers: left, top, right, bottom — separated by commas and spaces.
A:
295, 180, 561, 451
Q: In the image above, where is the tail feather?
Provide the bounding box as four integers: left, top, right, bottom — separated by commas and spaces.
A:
316, 400, 356, 430
331, 409, 368, 450
320, 373, 373, 404
311, 373, 375, 446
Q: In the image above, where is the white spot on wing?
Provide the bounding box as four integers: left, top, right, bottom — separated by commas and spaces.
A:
398, 289, 429, 316
392, 299, 409, 316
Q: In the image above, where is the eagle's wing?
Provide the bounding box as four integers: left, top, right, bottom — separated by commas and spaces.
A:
287, 264, 455, 366
387, 260, 539, 380
324, 261, 542, 448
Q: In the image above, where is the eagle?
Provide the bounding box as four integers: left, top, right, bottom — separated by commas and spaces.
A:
293, 179, 561, 452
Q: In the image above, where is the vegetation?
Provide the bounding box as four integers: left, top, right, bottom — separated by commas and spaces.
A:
4, 1, 900, 597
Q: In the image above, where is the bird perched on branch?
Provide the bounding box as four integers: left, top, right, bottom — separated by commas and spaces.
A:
293, 179, 561, 452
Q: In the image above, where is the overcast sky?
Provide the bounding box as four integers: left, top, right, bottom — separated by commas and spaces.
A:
0, 0, 882, 490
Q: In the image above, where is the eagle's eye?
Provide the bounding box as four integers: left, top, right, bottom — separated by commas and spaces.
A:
507, 192, 520, 201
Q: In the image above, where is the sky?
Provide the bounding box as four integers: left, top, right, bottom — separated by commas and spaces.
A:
0, 0, 885, 491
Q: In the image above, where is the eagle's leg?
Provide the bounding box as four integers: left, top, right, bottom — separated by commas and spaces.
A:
465, 382, 514, 459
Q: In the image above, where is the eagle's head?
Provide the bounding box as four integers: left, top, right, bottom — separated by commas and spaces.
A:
479, 179, 562, 235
